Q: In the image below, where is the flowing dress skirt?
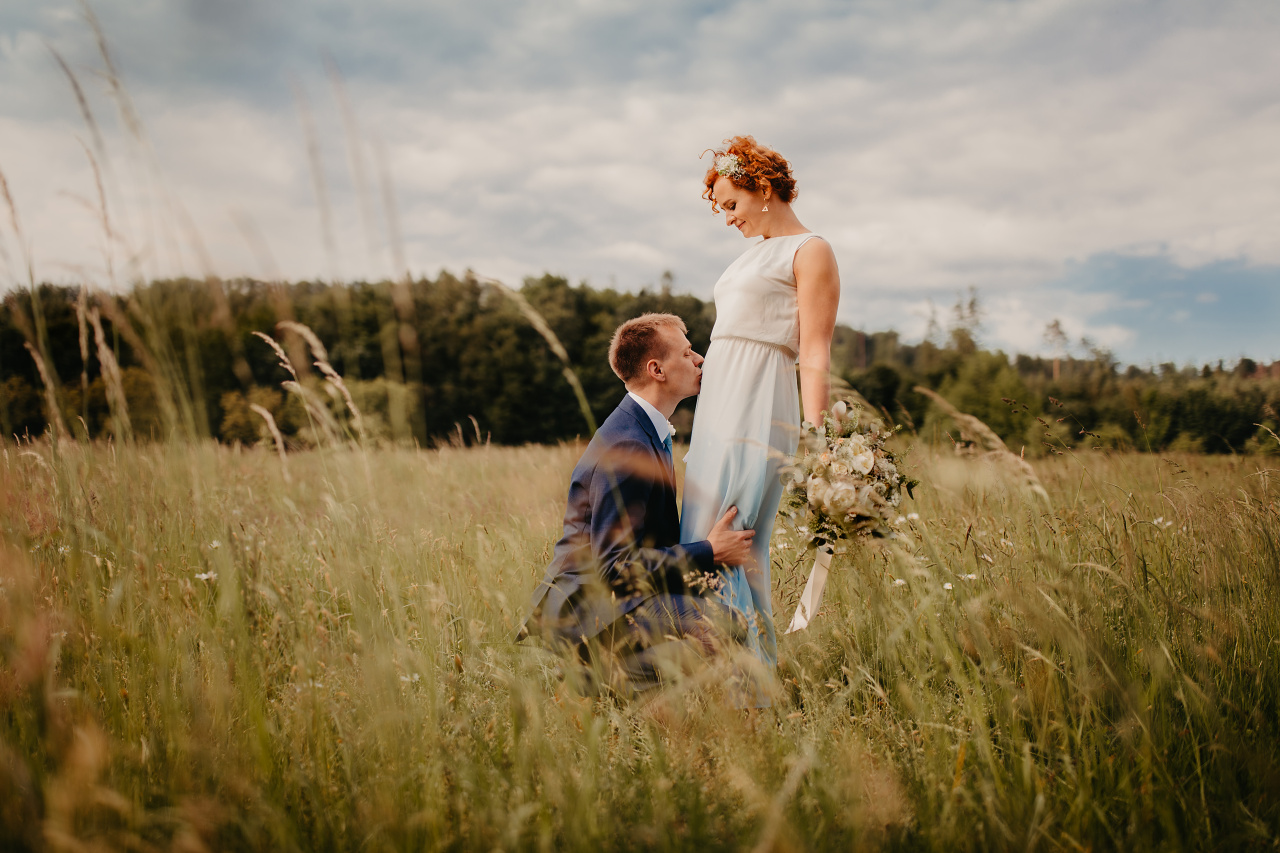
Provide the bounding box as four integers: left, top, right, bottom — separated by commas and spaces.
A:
680, 336, 800, 687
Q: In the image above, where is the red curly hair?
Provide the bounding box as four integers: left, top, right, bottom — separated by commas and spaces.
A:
702, 135, 797, 213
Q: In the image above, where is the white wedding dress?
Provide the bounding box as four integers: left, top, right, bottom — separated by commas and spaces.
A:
681, 232, 824, 698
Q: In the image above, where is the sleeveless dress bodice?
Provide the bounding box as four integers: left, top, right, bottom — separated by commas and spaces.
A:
709, 233, 814, 355
680, 232, 825, 706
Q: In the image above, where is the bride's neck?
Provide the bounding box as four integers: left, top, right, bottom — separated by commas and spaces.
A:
760, 204, 807, 239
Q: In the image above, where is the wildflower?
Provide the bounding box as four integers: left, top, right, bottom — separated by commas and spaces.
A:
962, 573, 977, 581
195, 572, 217, 581
907, 513, 920, 521
943, 582, 953, 590
894, 515, 906, 525
979, 553, 994, 563
715, 153, 745, 177
1153, 517, 1173, 529
399, 674, 421, 683
892, 578, 907, 587
209, 540, 221, 550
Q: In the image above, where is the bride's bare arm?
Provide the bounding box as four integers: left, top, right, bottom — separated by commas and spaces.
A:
794, 238, 841, 424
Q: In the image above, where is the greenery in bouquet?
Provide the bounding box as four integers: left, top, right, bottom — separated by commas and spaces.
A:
781, 400, 918, 549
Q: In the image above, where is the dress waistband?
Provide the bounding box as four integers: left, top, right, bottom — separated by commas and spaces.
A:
711, 335, 798, 360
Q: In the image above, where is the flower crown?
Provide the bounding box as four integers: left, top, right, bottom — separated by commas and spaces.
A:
714, 153, 745, 179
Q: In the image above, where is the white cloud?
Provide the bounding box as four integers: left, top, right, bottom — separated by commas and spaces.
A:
0, 0, 1277, 364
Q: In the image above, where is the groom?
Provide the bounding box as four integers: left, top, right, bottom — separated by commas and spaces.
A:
521, 313, 753, 693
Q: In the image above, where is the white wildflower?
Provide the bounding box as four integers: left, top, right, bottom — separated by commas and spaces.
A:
907, 513, 920, 521
962, 573, 977, 581
195, 572, 217, 581
209, 540, 221, 550
943, 582, 954, 590
892, 578, 907, 587
715, 153, 745, 177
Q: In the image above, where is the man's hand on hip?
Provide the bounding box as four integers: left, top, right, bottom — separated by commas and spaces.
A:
707, 506, 754, 566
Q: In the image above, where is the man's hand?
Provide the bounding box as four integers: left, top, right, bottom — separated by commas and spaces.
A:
707, 506, 754, 566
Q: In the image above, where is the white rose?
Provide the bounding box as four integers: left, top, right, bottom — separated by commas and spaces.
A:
850, 449, 875, 476
825, 482, 860, 515
806, 475, 829, 508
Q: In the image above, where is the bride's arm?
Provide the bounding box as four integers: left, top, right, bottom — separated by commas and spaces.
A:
795, 238, 841, 424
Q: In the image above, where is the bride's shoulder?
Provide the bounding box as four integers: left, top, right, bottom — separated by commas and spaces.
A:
793, 234, 838, 278
794, 234, 835, 261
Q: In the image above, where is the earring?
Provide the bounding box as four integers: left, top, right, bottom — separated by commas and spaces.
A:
762, 203, 769, 212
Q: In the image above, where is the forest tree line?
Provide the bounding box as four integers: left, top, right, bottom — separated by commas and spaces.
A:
1, 274, 1277, 455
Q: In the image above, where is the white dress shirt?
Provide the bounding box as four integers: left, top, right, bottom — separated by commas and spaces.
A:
627, 391, 671, 445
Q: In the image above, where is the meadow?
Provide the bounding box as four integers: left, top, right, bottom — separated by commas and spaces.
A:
2, 433, 1279, 852
3, 13, 1278, 850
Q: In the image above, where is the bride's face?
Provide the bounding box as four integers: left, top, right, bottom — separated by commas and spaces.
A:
712, 176, 768, 238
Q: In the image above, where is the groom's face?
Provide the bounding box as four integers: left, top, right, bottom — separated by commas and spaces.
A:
657, 327, 704, 401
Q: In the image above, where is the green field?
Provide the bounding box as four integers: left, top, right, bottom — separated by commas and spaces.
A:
2, 439, 1279, 850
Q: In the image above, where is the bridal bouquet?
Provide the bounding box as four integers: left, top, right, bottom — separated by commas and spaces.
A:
781, 401, 917, 550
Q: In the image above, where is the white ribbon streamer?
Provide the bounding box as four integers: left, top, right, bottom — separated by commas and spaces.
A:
785, 547, 833, 633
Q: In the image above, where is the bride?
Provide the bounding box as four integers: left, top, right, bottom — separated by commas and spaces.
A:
680, 136, 840, 703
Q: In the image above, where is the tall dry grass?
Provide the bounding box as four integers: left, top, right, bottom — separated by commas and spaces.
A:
2, 436, 1278, 850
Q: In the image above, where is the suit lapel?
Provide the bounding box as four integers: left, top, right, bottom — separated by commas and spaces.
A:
617, 396, 677, 515
618, 395, 667, 458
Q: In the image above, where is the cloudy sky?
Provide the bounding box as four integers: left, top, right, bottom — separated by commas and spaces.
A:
1, 0, 1277, 366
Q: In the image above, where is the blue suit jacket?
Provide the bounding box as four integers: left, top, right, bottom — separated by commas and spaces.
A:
523, 395, 715, 643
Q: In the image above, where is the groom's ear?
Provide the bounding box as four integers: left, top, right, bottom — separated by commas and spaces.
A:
644, 357, 665, 384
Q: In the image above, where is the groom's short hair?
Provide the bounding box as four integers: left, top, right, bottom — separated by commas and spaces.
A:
608, 313, 688, 383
